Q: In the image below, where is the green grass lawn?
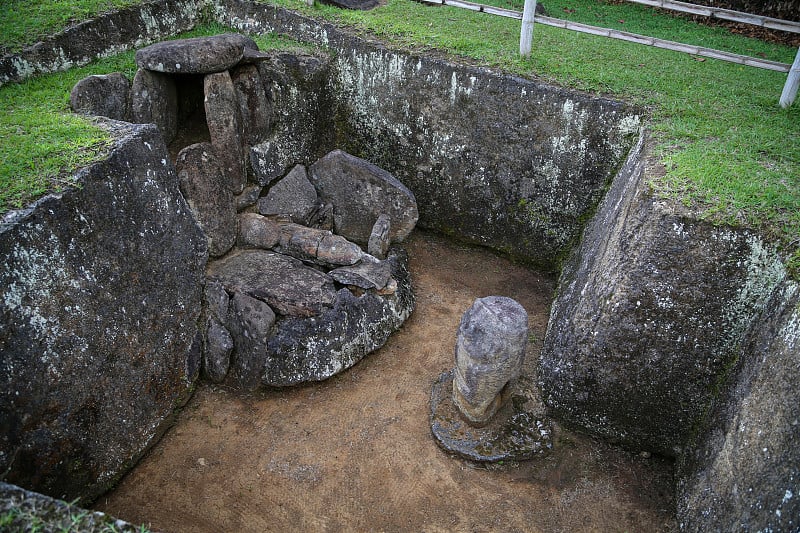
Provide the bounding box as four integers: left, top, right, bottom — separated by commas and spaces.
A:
1, 0, 798, 271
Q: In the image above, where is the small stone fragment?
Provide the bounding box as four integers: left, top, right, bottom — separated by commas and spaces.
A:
176, 143, 237, 258
135, 34, 258, 74
131, 68, 177, 143
205, 279, 230, 322
226, 291, 276, 391
258, 165, 317, 223
70, 73, 131, 120
236, 185, 262, 212
368, 214, 391, 260
238, 213, 281, 249
205, 71, 246, 194
328, 255, 391, 290
452, 296, 529, 426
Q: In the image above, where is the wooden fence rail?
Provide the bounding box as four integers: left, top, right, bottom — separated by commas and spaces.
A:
415, 0, 798, 105
625, 0, 800, 34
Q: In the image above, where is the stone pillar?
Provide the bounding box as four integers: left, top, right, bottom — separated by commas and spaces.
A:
452, 296, 528, 426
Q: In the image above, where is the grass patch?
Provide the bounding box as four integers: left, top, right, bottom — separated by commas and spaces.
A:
0, 0, 144, 54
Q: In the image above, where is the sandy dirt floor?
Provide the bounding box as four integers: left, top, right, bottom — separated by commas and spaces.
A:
94, 231, 676, 532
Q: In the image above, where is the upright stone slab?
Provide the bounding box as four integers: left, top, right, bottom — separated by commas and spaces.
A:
203, 280, 233, 384
131, 68, 177, 144
135, 33, 258, 74
368, 214, 391, 259
70, 73, 131, 121
309, 150, 418, 245
539, 138, 787, 456
232, 64, 270, 146
205, 71, 246, 194
453, 296, 529, 425
226, 291, 276, 391
176, 142, 237, 257
258, 164, 317, 223
0, 120, 206, 503
676, 280, 799, 532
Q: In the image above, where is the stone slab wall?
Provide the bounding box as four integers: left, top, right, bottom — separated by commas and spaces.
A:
213, 0, 642, 270
0, 0, 204, 87
0, 120, 207, 503
676, 279, 799, 532
539, 135, 788, 457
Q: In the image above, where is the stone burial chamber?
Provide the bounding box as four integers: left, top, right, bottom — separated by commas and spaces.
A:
73, 33, 419, 391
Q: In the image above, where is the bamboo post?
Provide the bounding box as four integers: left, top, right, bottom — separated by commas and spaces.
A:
519, 0, 537, 56
779, 47, 800, 108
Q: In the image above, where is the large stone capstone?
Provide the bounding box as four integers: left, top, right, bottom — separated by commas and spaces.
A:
134, 33, 259, 74
0, 120, 207, 503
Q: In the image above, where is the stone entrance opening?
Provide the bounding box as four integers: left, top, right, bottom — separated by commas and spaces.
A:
169, 73, 209, 160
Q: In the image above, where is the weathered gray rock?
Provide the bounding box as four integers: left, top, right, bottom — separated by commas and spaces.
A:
676, 279, 799, 532
368, 213, 391, 259
251, 50, 336, 185
205, 279, 230, 323
238, 213, 281, 249
328, 255, 391, 290
70, 73, 131, 120
263, 248, 415, 386
309, 150, 418, 245
176, 142, 237, 257
131, 68, 177, 143
0, 120, 206, 502
236, 185, 262, 212
276, 223, 363, 267
135, 33, 258, 74
258, 164, 317, 223
204, 317, 234, 383
453, 296, 529, 426
202, 280, 232, 383
226, 291, 276, 391
232, 64, 270, 146
0, 482, 143, 532
249, 141, 285, 187
539, 138, 787, 456
205, 70, 246, 194
207, 249, 337, 317
307, 201, 334, 231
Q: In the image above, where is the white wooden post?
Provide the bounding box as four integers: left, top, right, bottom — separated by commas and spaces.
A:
520, 0, 537, 57
780, 47, 800, 108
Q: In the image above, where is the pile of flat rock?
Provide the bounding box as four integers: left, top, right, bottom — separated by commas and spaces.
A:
70, 34, 419, 389
201, 149, 418, 389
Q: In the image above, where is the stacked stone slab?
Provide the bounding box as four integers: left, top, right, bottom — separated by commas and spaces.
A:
201, 149, 418, 390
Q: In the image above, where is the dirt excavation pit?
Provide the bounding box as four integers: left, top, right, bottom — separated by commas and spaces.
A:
93, 231, 676, 532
